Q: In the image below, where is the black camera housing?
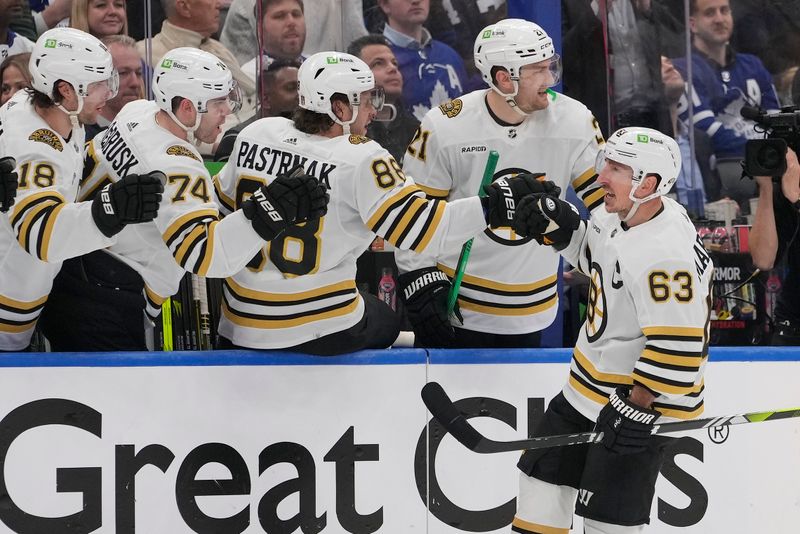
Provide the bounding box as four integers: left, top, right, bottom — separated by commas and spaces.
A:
743, 106, 800, 179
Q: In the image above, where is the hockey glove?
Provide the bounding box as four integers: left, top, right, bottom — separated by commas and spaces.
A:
0, 157, 18, 213
241, 172, 329, 242
398, 267, 463, 348
513, 194, 582, 250
91, 171, 165, 237
596, 387, 660, 455
481, 173, 561, 228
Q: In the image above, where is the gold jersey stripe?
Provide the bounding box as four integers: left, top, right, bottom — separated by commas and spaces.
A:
222, 294, 360, 328
656, 403, 705, 420
416, 183, 450, 199
511, 517, 569, 534
573, 347, 635, 385
413, 199, 446, 253
144, 285, 167, 306
366, 185, 421, 230
641, 348, 705, 368
0, 293, 48, 311
174, 224, 206, 267
633, 371, 704, 396
569, 374, 609, 405
385, 197, 428, 245
15, 199, 58, 252
582, 187, 605, 210
162, 208, 218, 246
213, 174, 236, 212
79, 174, 111, 202
0, 318, 38, 333
458, 293, 558, 316
438, 264, 558, 293
571, 167, 596, 191
196, 220, 218, 276
39, 203, 66, 262
642, 326, 706, 338
226, 277, 356, 301
10, 190, 66, 226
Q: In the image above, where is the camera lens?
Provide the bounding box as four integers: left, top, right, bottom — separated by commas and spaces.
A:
757, 144, 785, 170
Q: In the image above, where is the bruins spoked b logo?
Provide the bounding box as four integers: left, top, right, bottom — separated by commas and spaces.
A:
585, 262, 608, 342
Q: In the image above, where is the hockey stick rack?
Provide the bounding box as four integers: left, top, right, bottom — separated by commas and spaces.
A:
421, 381, 800, 454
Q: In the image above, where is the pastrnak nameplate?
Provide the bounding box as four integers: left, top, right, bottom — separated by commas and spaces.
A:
166, 145, 200, 161
439, 98, 463, 118
28, 129, 63, 152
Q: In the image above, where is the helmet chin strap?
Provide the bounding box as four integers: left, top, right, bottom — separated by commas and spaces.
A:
55, 94, 84, 133
165, 106, 201, 145
328, 101, 359, 135
489, 79, 531, 118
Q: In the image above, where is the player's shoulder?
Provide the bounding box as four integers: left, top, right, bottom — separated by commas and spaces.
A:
420, 90, 484, 128
1, 92, 71, 157
237, 116, 294, 141
535, 92, 598, 138
325, 131, 390, 163
620, 199, 698, 270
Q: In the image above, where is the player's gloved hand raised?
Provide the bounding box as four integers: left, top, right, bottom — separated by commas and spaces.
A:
596, 387, 660, 455
481, 173, 561, 228
242, 170, 329, 242
91, 171, 165, 237
0, 157, 18, 213
513, 193, 582, 250
398, 267, 463, 348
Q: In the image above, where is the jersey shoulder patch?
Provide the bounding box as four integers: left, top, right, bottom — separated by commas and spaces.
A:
166, 145, 201, 161
348, 134, 371, 145
439, 98, 463, 118
28, 128, 63, 152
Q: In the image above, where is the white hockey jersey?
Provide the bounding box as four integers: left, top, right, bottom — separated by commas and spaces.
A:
560, 198, 713, 421
214, 117, 489, 349
0, 91, 115, 350
396, 90, 606, 335
80, 99, 268, 319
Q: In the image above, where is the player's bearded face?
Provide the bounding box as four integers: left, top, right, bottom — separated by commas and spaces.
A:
196, 97, 233, 143
597, 158, 635, 216
516, 59, 557, 112
78, 78, 117, 125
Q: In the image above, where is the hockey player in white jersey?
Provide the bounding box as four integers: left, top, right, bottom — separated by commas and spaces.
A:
39, 47, 328, 351
509, 127, 713, 534
0, 28, 163, 351
395, 18, 606, 348
213, 51, 549, 354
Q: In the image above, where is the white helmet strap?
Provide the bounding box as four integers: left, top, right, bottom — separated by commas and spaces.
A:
164, 101, 201, 144
55, 93, 83, 132
489, 75, 531, 118
328, 94, 360, 135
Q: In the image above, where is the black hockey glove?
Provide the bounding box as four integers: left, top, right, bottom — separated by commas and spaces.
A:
398, 267, 463, 348
513, 193, 582, 250
481, 173, 561, 228
0, 157, 18, 213
241, 172, 329, 242
596, 387, 660, 455
91, 171, 165, 237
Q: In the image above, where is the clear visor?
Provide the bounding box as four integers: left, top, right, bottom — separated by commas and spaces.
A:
594, 147, 607, 174
523, 54, 562, 88
87, 68, 119, 98
547, 54, 562, 87
206, 82, 242, 115
368, 86, 385, 111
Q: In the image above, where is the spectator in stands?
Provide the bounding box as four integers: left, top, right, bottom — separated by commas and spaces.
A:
378, 0, 468, 120
750, 149, 800, 345
136, 0, 255, 104
0, 52, 31, 105
70, 0, 127, 38
240, 0, 306, 82
662, 55, 721, 216
672, 0, 779, 161
85, 34, 142, 139
221, 0, 367, 66
215, 58, 300, 161
28, 0, 72, 36
1, 0, 35, 61
348, 34, 418, 163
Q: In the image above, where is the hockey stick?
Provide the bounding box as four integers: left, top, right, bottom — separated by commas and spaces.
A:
422, 381, 800, 453
446, 150, 500, 316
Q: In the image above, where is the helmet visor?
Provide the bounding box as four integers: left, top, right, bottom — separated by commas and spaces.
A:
87, 68, 119, 98
594, 147, 607, 175
206, 82, 242, 115
369, 86, 385, 111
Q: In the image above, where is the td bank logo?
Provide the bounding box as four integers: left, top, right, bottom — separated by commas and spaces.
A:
161, 59, 173, 68
637, 133, 650, 143
482, 30, 492, 38
44, 39, 57, 48
326, 56, 339, 64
